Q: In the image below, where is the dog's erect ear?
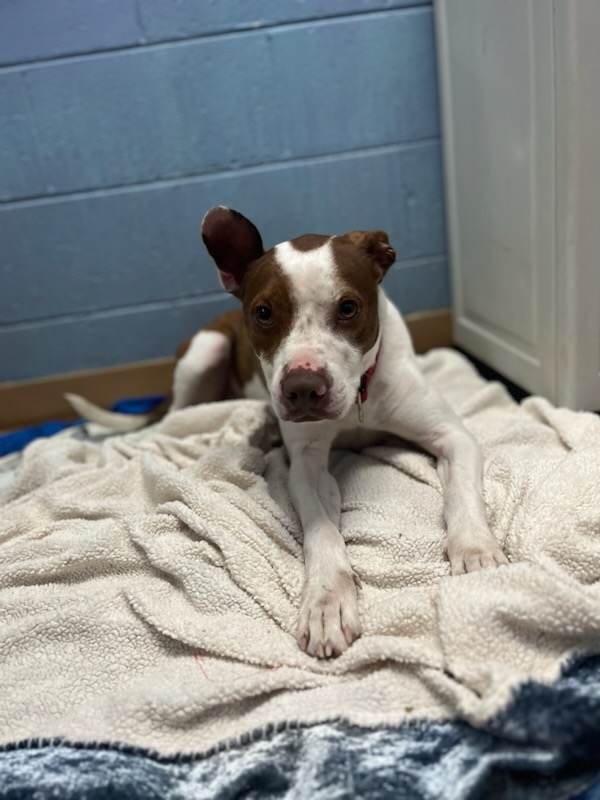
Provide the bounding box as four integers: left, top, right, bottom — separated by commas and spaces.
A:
201, 207, 264, 294
344, 230, 396, 282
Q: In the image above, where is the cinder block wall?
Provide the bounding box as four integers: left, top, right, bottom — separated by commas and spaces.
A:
0, 0, 447, 381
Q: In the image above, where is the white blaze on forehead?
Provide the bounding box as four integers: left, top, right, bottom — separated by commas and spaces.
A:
274, 239, 338, 306
273, 237, 358, 364
273, 238, 342, 370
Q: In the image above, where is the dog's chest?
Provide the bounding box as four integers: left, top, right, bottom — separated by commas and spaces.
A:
332, 425, 388, 450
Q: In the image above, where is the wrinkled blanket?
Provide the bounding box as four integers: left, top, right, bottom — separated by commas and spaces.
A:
1, 349, 599, 755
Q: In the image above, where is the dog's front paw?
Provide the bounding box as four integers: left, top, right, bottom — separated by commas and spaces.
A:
447, 531, 509, 575
297, 569, 361, 658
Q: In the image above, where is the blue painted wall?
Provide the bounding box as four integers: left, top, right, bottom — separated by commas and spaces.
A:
0, 0, 447, 381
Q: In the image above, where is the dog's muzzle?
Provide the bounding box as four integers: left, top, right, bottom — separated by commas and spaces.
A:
280, 367, 333, 422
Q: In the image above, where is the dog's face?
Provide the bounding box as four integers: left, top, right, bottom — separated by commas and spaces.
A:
201, 207, 395, 422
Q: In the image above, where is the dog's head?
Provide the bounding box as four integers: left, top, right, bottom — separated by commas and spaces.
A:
201, 206, 395, 422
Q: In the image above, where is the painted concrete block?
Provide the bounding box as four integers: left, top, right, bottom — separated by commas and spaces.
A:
0, 1, 429, 65
0, 259, 448, 381
139, 1, 430, 40
0, 0, 141, 66
0, 294, 236, 381
0, 8, 439, 200
0, 142, 445, 323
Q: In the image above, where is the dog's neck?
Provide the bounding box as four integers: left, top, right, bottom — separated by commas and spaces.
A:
359, 341, 381, 404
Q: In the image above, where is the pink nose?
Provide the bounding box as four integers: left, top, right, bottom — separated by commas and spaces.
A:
281, 368, 331, 417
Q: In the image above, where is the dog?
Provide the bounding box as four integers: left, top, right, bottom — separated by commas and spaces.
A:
68, 206, 508, 659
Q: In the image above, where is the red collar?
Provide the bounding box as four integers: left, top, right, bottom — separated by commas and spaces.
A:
358, 344, 381, 405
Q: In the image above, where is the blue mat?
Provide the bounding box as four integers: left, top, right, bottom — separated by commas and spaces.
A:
0, 396, 166, 457
0, 654, 598, 799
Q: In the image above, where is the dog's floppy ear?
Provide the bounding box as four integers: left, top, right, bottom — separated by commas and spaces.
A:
201, 206, 264, 294
344, 230, 396, 282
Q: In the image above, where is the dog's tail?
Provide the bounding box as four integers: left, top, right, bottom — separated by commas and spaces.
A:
64, 393, 169, 432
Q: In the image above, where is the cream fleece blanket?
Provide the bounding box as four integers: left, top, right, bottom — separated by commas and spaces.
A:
1, 349, 600, 755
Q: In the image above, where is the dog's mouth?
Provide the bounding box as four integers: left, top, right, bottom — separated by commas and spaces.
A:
290, 414, 330, 423
280, 409, 340, 424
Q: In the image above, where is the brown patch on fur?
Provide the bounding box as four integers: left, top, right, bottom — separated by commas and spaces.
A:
202, 308, 263, 387
201, 207, 264, 294
238, 249, 296, 363
342, 230, 396, 280
330, 232, 395, 353
290, 234, 330, 252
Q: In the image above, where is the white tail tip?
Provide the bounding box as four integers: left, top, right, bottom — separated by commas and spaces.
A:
64, 393, 152, 432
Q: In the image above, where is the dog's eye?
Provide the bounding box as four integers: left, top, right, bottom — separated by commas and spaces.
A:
338, 299, 358, 320
255, 304, 273, 325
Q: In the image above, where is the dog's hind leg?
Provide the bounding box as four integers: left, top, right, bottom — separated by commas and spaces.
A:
171, 330, 232, 410
65, 328, 233, 430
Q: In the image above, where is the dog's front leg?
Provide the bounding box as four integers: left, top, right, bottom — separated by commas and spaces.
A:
379, 363, 508, 574
286, 439, 361, 658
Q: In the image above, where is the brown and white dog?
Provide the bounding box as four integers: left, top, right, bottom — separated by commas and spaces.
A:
69, 206, 508, 659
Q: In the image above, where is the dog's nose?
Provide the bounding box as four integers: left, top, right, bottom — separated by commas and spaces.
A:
281, 368, 331, 417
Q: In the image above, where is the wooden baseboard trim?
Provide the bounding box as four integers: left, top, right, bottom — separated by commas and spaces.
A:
0, 358, 175, 430
0, 309, 452, 430
405, 308, 452, 356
